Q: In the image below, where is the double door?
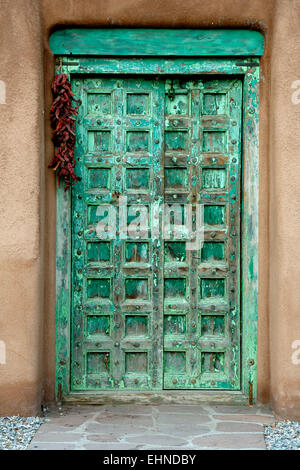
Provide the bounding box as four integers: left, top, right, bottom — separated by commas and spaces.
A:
70, 75, 242, 391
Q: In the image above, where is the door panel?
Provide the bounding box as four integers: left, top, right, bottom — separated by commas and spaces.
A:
162, 79, 242, 389
71, 77, 164, 391
70, 76, 242, 391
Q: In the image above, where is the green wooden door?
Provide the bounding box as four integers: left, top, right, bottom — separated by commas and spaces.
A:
71, 76, 242, 391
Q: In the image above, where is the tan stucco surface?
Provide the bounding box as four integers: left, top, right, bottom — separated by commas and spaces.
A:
0, 0, 44, 415
268, 0, 300, 419
0, 0, 299, 418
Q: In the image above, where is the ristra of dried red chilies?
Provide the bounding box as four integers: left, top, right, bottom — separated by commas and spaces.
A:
49, 73, 80, 190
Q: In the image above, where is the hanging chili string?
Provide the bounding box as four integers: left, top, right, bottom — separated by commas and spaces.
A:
48, 73, 80, 190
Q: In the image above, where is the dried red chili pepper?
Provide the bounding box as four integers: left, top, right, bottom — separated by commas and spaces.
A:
48, 73, 80, 190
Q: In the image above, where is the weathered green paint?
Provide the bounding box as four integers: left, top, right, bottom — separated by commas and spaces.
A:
162, 77, 242, 390
55, 180, 71, 396
71, 77, 165, 391
67, 75, 242, 392
55, 53, 259, 402
50, 28, 264, 57
241, 63, 260, 402
54, 56, 260, 77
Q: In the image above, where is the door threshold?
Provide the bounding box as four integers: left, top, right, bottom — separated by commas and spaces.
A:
63, 390, 249, 406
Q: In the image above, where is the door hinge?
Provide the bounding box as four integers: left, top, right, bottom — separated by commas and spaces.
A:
248, 381, 253, 406
57, 382, 63, 406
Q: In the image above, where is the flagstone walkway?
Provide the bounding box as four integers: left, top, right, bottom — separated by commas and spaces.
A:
29, 404, 274, 450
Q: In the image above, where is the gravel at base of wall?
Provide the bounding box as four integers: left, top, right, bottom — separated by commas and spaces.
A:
265, 421, 300, 450
0, 416, 44, 450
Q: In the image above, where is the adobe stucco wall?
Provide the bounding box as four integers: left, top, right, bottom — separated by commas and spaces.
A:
0, 0, 44, 415
0, 0, 299, 418
268, 0, 300, 419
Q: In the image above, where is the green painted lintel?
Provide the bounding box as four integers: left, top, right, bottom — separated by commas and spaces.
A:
49, 28, 264, 57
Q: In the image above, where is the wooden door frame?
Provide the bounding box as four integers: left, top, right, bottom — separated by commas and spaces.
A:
52, 29, 262, 405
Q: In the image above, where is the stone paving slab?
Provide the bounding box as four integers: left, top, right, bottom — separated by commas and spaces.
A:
208, 405, 273, 415
192, 433, 266, 450
153, 424, 211, 437
29, 404, 274, 450
215, 422, 263, 432
213, 414, 275, 424
85, 422, 148, 433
